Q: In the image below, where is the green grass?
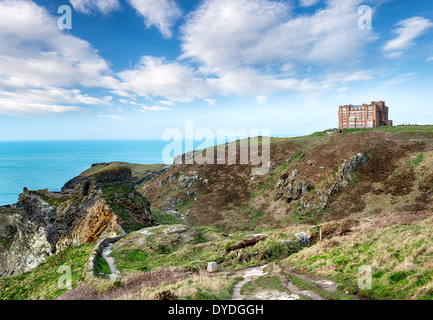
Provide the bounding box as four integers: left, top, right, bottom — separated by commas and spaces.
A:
101, 184, 151, 233
279, 262, 356, 300
152, 209, 187, 226
34, 190, 71, 207
374, 125, 433, 133
81, 162, 165, 179
93, 249, 112, 279
137, 273, 240, 300
0, 244, 94, 300
285, 218, 433, 300
406, 153, 424, 168
111, 227, 303, 275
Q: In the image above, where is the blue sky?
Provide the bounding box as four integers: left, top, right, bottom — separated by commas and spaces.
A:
0, 0, 432, 140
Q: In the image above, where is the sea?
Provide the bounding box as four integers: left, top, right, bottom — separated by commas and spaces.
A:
0, 139, 206, 206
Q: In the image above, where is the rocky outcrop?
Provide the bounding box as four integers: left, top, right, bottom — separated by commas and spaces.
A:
0, 166, 154, 278
328, 153, 368, 196
177, 171, 199, 189
274, 154, 368, 216
0, 209, 51, 277
274, 170, 314, 204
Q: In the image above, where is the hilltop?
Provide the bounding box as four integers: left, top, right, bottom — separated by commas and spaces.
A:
1, 125, 433, 300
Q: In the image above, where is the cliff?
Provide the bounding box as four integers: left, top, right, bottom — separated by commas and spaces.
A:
0, 166, 154, 277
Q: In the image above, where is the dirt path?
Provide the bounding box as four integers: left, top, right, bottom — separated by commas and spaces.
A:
102, 242, 122, 281
231, 264, 270, 300
231, 262, 323, 300
281, 264, 338, 293
272, 263, 325, 300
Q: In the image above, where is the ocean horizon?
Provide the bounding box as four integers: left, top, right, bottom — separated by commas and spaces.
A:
0, 139, 194, 206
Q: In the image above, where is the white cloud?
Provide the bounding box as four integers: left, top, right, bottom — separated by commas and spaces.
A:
0, 0, 119, 116
69, 0, 121, 15
0, 87, 112, 106
118, 56, 213, 102
256, 96, 268, 104
176, 0, 377, 98
158, 100, 176, 106
427, 57, 433, 62
126, 0, 182, 38
0, 98, 84, 117
380, 73, 416, 88
207, 67, 326, 96
0, 0, 384, 117
142, 105, 173, 112
204, 99, 217, 106
299, 0, 320, 7
181, 0, 376, 69
383, 17, 433, 56
97, 114, 129, 120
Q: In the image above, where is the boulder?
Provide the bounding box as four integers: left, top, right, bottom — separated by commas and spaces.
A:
207, 262, 218, 273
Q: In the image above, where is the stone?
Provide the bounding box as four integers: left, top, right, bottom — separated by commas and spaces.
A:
292, 179, 314, 199
207, 262, 218, 273
178, 174, 199, 189
336, 153, 367, 181
164, 226, 188, 234
269, 163, 279, 170
186, 190, 196, 197
328, 153, 368, 196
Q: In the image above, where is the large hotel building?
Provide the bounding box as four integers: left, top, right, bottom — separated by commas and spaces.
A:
338, 101, 393, 129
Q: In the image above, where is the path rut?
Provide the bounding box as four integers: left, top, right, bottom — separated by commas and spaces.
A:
230, 262, 337, 300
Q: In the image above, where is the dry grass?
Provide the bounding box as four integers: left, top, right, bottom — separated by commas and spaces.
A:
56, 267, 189, 300
131, 269, 237, 300
285, 213, 433, 300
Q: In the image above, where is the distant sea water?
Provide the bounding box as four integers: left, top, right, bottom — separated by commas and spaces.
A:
0, 140, 182, 206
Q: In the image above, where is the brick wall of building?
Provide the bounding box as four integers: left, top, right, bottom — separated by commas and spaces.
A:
338, 101, 392, 129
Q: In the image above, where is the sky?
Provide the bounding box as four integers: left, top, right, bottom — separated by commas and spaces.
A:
0, 0, 432, 140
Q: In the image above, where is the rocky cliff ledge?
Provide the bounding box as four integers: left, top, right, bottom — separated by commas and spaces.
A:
0, 166, 154, 278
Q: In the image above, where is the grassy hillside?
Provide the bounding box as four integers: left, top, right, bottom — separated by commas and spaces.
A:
80, 162, 166, 183
0, 244, 94, 300
2, 125, 433, 300
140, 125, 433, 231
284, 212, 433, 300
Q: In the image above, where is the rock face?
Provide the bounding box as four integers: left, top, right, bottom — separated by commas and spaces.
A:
328, 153, 368, 196
0, 166, 154, 278
274, 154, 368, 216
0, 209, 51, 277
275, 170, 314, 204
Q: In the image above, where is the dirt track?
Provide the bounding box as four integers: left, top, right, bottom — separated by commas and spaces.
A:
230, 262, 341, 300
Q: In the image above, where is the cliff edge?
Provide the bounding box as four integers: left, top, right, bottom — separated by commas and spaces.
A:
0, 166, 154, 277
